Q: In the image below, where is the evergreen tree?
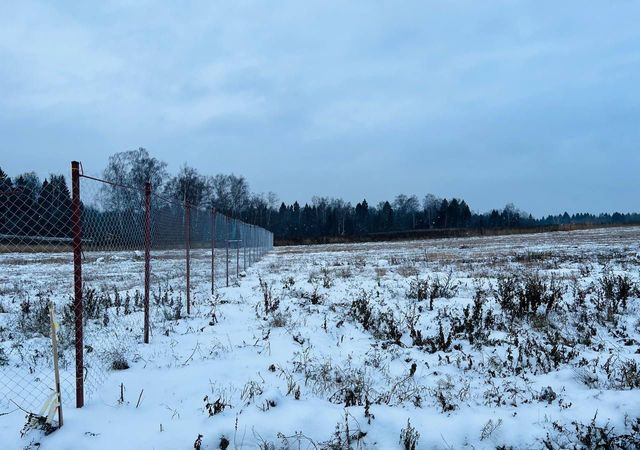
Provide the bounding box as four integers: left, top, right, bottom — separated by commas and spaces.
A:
380, 201, 394, 232
0, 167, 13, 235
0, 167, 12, 191
37, 175, 72, 237
355, 199, 369, 234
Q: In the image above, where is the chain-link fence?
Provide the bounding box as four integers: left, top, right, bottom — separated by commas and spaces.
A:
0, 161, 273, 418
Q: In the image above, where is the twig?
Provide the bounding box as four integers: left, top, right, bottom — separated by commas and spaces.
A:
10, 400, 34, 415
183, 342, 200, 366
1, 407, 19, 417
136, 389, 144, 408
440, 433, 455, 450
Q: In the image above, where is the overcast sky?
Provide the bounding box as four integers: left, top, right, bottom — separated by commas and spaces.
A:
1, 1, 638, 216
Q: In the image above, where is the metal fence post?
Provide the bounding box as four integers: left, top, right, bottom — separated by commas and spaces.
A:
211, 207, 216, 295
185, 202, 191, 315
143, 182, 151, 344
226, 216, 230, 287
70, 161, 84, 408
243, 227, 247, 272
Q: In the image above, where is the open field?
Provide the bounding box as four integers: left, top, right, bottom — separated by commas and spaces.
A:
274, 223, 640, 246
2, 226, 640, 449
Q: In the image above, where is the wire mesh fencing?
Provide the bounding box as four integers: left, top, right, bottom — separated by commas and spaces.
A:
0, 177, 77, 414
0, 161, 273, 417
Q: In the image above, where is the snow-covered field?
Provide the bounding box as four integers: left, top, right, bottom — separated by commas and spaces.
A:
2, 226, 640, 449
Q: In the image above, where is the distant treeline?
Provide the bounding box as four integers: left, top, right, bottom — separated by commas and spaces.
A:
2, 148, 639, 245
0, 169, 71, 238
275, 223, 636, 246
263, 197, 640, 243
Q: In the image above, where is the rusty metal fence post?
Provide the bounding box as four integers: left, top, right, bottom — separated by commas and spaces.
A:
185, 202, 191, 315
70, 161, 84, 408
211, 207, 216, 295
143, 182, 151, 344
243, 227, 247, 272
226, 216, 230, 287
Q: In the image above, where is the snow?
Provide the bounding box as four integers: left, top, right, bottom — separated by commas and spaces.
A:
2, 226, 640, 449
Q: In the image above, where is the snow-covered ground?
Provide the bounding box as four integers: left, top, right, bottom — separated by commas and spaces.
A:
2, 226, 640, 449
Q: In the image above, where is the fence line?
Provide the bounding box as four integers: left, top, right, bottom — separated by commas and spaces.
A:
0, 160, 273, 418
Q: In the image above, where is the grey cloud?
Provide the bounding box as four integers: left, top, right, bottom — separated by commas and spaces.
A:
0, 0, 638, 216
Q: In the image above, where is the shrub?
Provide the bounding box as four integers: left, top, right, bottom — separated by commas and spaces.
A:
593, 272, 637, 324
259, 277, 279, 315
109, 350, 130, 370
350, 290, 374, 331
407, 271, 459, 310
541, 413, 640, 449
495, 274, 520, 313
495, 272, 565, 320
400, 419, 420, 450
407, 277, 430, 302
18, 293, 50, 336
203, 395, 229, 416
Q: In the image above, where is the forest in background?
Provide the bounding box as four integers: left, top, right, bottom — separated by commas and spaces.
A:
1, 148, 639, 243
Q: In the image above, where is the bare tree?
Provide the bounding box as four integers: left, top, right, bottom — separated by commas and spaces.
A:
423, 194, 442, 229
164, 165, 210, 207
394, 194, 420, 229
266, 191, 279, 226
101, 148, 168, 211
228, 175, 250, 217
210, 174, 232, 212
